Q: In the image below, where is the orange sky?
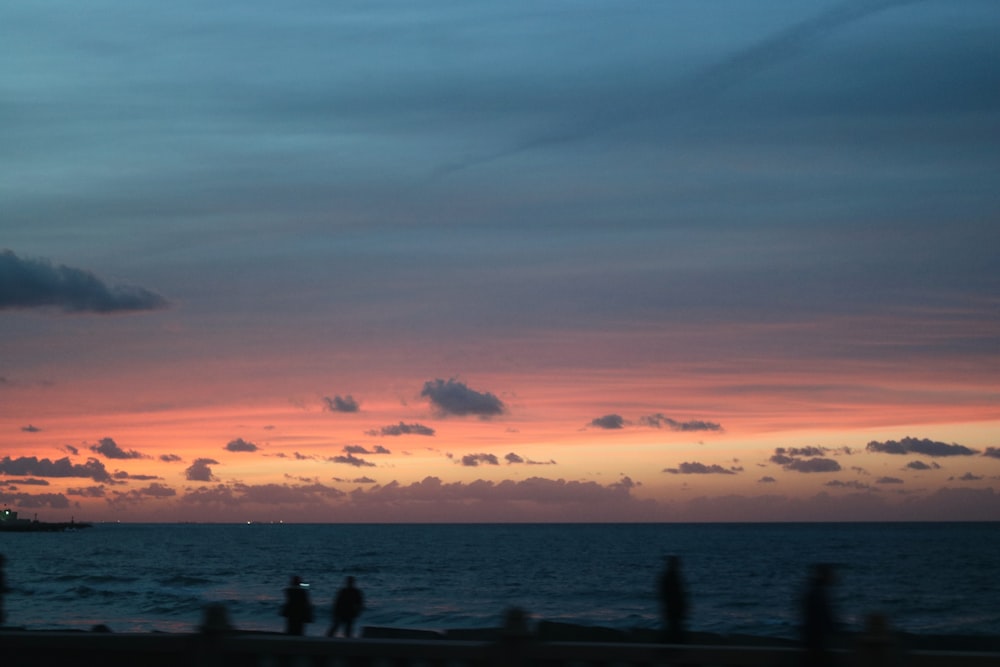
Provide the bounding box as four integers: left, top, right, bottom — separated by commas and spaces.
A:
3, 2, 1000, 522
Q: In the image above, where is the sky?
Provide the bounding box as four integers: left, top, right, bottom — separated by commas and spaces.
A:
2, 0, 998, 523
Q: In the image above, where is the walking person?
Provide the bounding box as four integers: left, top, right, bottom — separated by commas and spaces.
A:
327, 576, 364, 638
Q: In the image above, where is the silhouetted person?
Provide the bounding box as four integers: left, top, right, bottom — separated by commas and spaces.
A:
281, 575, 313, 635
327, 576, 364, 638
658, 555, 688, 643
801, 563, 838, 666
0, 553, 7, 626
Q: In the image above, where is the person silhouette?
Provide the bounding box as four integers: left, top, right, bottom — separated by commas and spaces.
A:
801, 563, 838, 666
658, 555, 688, 643
327, 576, 364, 638
0, 553, 7, 626
281, 575, 313, 635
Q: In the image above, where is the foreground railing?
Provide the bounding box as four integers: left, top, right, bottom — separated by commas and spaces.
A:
2, 630, 999, 667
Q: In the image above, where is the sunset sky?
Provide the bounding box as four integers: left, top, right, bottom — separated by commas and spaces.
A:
2, 0, 998, 522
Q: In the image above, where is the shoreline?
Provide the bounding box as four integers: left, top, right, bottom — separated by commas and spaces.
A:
4, 620, 997, 653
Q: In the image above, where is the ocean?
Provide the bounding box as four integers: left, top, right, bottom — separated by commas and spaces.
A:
1, 523, 997, 639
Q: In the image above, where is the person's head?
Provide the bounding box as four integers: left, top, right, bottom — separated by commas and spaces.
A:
346, 576, 356, 587
290, 575, 302, 587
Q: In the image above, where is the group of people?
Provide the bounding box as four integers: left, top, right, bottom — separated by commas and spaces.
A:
281, 575, 364, 637
658, 556, 838, 660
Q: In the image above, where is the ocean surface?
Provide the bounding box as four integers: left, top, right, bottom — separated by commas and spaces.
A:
1, 523, 997, 639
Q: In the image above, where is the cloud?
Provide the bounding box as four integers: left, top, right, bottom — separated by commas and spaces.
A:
367, 422, 435, 437
113, 471, 160, 481
64, 445, 79, 456
90, 437, 145, 460
330, 453, 375, 468
877, 477, 904, 484
866, 437, 978, 457
0, 249, 168, 313
984, 447, 1000, 459
323, 395, 359, 413
332, 476, 376, 484
343, 445, 390, 455
182, 481, 346, 507
758, 476, 777, 484
1, 477, 49, 486
664, 461, 738, 475
591, 414, 625, 429
785, 458, 842, 473
0, 455, 111, 482
421, 378, 505, 418
108, 483, 178, 507
770, 448, 842, 473
225, 437, 259, 453
505, 452, 557, 465
905, 460, 939, 471
160, 454, 183, 463
350, 475, 643, 509
0, 491, 70, 509
461, 453, 500, 467
185, 458, 219, 482
825, 480, 871, 490
639, 413, 722, 432
954, 472, 983, 481
21, 424, 41, 433
66, 485, 106, 498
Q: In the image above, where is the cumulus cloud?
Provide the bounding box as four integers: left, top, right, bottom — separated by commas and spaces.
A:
64, 445, 79, 456
461, 453, 500, 467
758, 476, 777, 483
21, 424, 41, 433
182, 481, 346, 507
639, 413, 722, 432
225, 438, 259, 453
367, 422, 435, 437
905, 460, 939, 470
185, 458, 219, 482
0, 249, 168, 313
866, 437, 978, 457
330, 453, 375, 467
770, 448, 842, 473
90, 437, 145, 460
983, 447, 1000, 459
590, 414, 625, 430
109, 483, 178, 506
877, 477, 904, 484
421, 378, 505, 418
664, 461, 738, 475
333, 476, 377, 484
0, 491, 70, 509
160, 454, 183, 463
0, 455, 111, 482
323, 395, 359, 413
343, 445, 391, 455
505, 452, 556, 465
954, 472, 983, 481
113, 471, 160, 481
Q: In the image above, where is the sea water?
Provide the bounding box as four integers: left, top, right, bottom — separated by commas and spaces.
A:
1, 523, 997, 638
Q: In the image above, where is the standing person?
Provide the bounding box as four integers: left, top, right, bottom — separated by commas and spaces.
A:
801, 563, 838, 667
327, 576, 364, 638
658, 555, 688, 643
0, 553, 7, 626
281, 575, 313, 636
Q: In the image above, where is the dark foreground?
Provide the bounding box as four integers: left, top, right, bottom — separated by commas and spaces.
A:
2, 621, 998, 667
